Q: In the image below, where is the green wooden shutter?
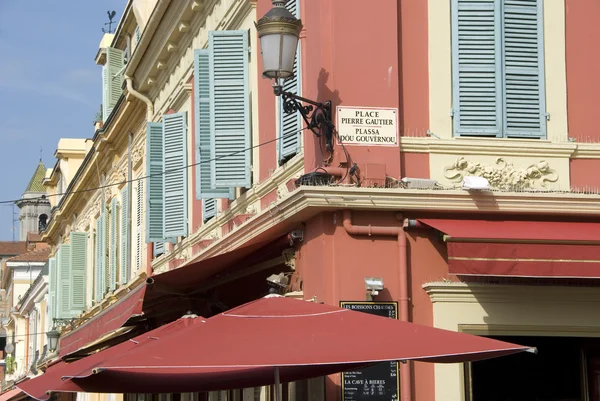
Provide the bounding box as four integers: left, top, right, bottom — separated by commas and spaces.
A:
502, 0, 546, 138
194, 49, 234, 200
58, 244, 71, 318
146, 122, 165, 242
120, 185, 130, 284
135, 26, 141, 43
102, 47, 125, 122
278, 0, 302, 163
202, 198, 217, 222
451, 0, 502, 137
69, 232, 87, 314
163, 112, 188, 238
136, 179, 144, 270
209, 30, 251, 188
48, 257, 57, 322
110, 197, 118, 291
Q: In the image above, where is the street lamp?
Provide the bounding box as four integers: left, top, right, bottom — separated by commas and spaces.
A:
46, 327, 59, 353
256, 0, 334, 151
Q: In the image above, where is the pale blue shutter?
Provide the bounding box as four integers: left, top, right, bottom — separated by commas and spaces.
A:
194, 49, 234, 200
209, 30, 251, 188
95, 214, 105, 301
502, 0, 546, 138
451, 0, 502, 136
110, 197, 118, 290
69, 232, 87, 313
146, 122, 164, 242
58, 244, 71, 318
102, 47, 125, 121
120, 185, 130, 284
135, 26, 141, 43
48, 257, 57, 322
136, 179, 144, 270
202, 198, 217, 222
278, 0, 302, 163
154, 242, 165, 257
163, 112, 188, 238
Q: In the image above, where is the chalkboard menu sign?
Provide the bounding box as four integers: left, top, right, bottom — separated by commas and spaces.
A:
340, 302, 399, 401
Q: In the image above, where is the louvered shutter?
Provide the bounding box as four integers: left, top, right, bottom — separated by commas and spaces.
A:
102, 47, 125, 122
58, 244, 71, 318
502, 0, 546, 138
48, 257, 57, 322
154, 242, 165, 257
136, 179, 144, 270
110, 197, 118, 291
194, 49, 234, 200
95, 214, 105, 301
135, 26, 141, 43
209, 30, 251, 188
163, 112, 189, 238
120, 185, 130, 284
69, 232, 87, 313
202, 198, 217, 222
146, 122, 164, 242
451, 0, 502, 136
278, 0, 302, 163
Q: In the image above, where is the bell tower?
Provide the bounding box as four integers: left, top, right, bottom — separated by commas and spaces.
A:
15, 161, 51, 241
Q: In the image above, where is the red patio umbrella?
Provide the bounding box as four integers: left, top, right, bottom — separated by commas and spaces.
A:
60, 295, 534, 394
17, 316, 202, 401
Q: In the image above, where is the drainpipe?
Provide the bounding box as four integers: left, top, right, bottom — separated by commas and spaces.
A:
342, 210, 412, 401
124, 75, 153, 276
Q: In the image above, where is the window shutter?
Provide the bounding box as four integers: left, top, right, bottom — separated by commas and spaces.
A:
209, 30, 251, 189
154, 242, 165, 257
202, 198, 217, 222
278, 0, 302, 163
194, 49, 234, 200
502, 0, 546, 138
110, 197, 118, 291
451, 0, 502, 137
58, 244, 71, 318
69, 232, 87, 314
120, 185, 130, 284
135, 26, 141, 44
163, 112, 189, 238
146, 122, 165, 242
102, 47, 125, 122
95, 213, 106, 301
48, 257, 57, 322
136, 179, 144, 270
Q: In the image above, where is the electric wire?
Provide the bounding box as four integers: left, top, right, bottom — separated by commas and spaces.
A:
0, 128, 310, 206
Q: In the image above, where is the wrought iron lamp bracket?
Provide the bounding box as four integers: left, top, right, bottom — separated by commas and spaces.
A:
276, 87, 334, 152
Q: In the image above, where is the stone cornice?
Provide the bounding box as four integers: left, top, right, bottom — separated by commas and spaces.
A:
399, 136, 600, 159
423, 282, 600, 304
154, 180, 600, 275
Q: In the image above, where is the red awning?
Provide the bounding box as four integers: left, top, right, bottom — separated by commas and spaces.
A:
0, 388, 25, 401
62, 296, 533, 394
419, 219, 600, 278
17, 318, 198, 401
58, 284, 146, 356
58, 235, 289, 357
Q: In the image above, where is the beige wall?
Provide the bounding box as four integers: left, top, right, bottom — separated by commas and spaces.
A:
424, 282, 600, 401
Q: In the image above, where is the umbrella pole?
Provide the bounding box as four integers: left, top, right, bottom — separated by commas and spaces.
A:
274, 366, 282, 401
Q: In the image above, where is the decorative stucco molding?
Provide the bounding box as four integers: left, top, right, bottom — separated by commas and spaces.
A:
443, 157, 559, 190
132, 143, 145, 169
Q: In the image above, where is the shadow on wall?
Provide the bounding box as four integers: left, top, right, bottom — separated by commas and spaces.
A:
313, 68, 342, 165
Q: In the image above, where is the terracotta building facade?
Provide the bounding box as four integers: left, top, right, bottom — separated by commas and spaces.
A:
29, 1, 600, 401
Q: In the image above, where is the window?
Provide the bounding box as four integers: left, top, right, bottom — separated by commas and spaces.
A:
278, 0, 302, 164
451, 0, 546, 138
50, 232, 87, 317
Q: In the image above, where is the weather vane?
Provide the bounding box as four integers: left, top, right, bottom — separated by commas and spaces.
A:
102, 10, 117, 34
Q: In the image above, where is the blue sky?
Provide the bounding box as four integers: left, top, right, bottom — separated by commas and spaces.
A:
0, 0, 125, 241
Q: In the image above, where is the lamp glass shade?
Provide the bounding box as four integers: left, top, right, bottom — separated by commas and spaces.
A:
259, 31, 299, 80
47, 329, 59, 352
